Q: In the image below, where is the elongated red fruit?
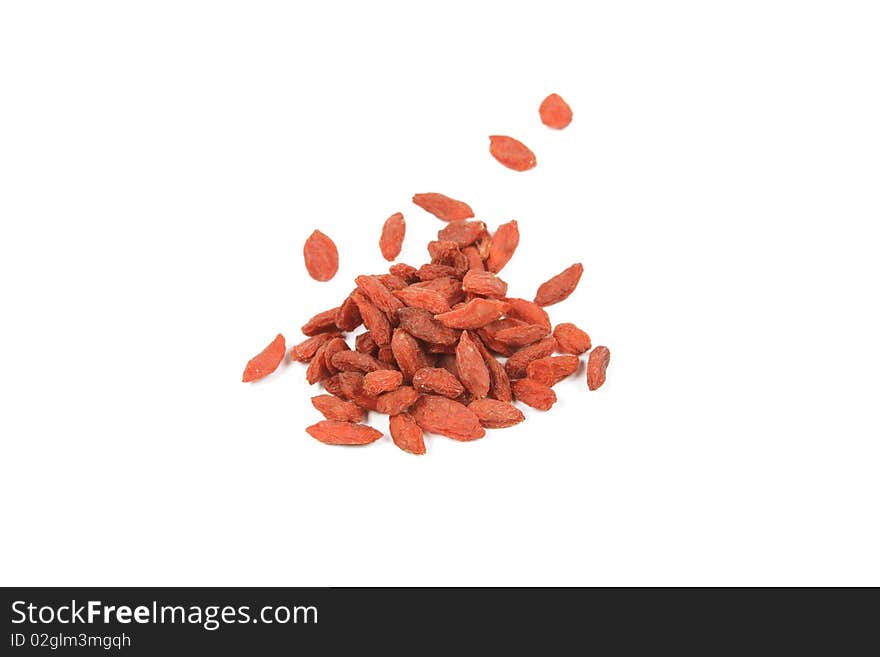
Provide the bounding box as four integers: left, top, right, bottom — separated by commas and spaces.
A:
242, 334, 286, 382
539, 93, 573, 129
379, 212, 406, 261
412, 193, 474, 222
306, 420, 383, 445
303, 230, 339, 281
389, 413, 426, 455
587, 346, 611, 391
534, 263, 583, 306
489, 135, 536, 171
486, 220, 519, 273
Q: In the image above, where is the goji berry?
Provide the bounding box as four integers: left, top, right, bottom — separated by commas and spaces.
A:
412, 367, 465, 399
434, 298, 510, 329
534, 263, 583, 306
363, 369, 404, 396
389, 413, 425, 455
306, 420, 383, 446
242, 334, 286, 382
489, 135, 536, 171
587, 346, 611, 391
526, 355, 580, 387
468, 399, 525, 428
412, 192, 474, 222
486, 220, 519, 273
303, 230, 339, 281
553, 323, 591, 355
311, 394, 365, 423
512, 378, 557, 411
379, 212, 406, 261
539, 93, 573, 129
411, 395, 485, 441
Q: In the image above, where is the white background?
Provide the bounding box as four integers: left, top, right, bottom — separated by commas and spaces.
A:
1, 1, 878, 586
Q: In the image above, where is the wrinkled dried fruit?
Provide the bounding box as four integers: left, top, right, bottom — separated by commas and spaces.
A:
290, 332, 340, 362
355, 331, 379, 356
335, 293, 363, 332
416, 263, 459, 281
389, 413, 426, 455
322, 337, 351, 374
379, 212, 406, 261
390, 328, 431, 382
363, 369, 404, 396
587, 346, 611, 391
462, 246, 485, 272
505, 337, 558, 379
351, 291, 392, 346
553, 323, 591, 355
455, 331, 490, 399
438, 220, 487, 247
505, 297, 551, 331
493, 324, 549, 348
303, 230, 339, 281
539, 93, 573, 129
306, 420, 383, 446
512, 378, 557, 411
411, 395, 485, 441
302, 307, 341, 336
311, 394, 365, 423
412, 367, 465, 398
389, 262, 419, 282
534, 263, 584, 306
355, 275, 405, 316
331, 350, 388, 373
462, 270, 508, 298
468, 399, 525, 429
486, 220, 519, 273
379, 274, 408, 291
526, 355, 580, 387
394, 286, 451, 314
412, 192, 474, 222
489, 135, 536, 172
375, 386, 420, 415
472, 334, 512, 402
435, 298, 510, 329
242, 334, 286, 382
397, 307, 460, 345
306, 342, 332, 384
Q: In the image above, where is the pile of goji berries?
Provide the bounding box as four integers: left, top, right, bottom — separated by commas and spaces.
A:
242, 93, 611, 454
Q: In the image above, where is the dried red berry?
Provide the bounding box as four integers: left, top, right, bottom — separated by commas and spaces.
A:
553, 323, 591, 355
412, 193, 474, 222
311, 395, 365, 423
455, 331, 490, 399
351, 291, 392, 346
534, 263, 583, 306
526, 355, 579, 387
397, 307, 460, 345
462, 270, 508, 298
587, 346, 611, 391
489, 135, 536, 171
335, 293, 363, 332
306, 420, 383, 446
412, 367, 465, 398
389, 413, 425, 455
355, 275, 405, 316
411, 395, 485, 441
512, 378, 557, 411
363, 369, 404, 396
468, 399, 525, 429
539, 93, 573, 129
242, 334, 286, 382
486, 220, 519, 273
394, 286, 451, 314
503, 298, 551, 331
493, 324, 549, 348
290, 332, 340, 362
438, 220, 487, 247
302, 307, 341, 336
434, 298, 510, 329
303, 230, 339, 281
379, 212, 406, 261
330, 350, 389, 374
375, 386, 420, 415
505, 337, 558, 379
390, 328, 432, 382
